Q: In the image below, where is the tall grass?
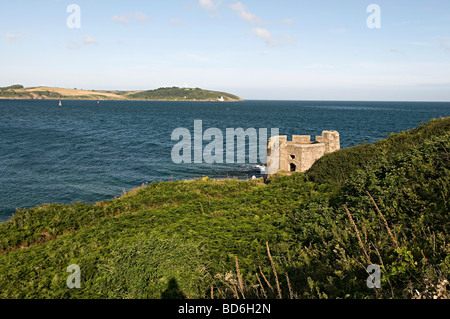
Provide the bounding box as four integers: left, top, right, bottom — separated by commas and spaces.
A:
0, 118, 448, 299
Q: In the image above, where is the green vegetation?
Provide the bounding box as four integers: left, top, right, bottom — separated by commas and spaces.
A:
0, 84, 24, 90
0, 118, 448, 299
127, 87, 242, 101
0, 84, 30, 98
307, 117, 450, 186
0, 84, 243, 101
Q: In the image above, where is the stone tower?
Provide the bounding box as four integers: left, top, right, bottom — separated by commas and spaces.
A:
266, 130, 340, 174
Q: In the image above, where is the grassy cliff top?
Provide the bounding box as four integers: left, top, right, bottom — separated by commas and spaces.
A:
0, 117, 448, 299
0, 85, 243, 102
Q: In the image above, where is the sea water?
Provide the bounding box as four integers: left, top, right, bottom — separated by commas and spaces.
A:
0, 99, 449, 222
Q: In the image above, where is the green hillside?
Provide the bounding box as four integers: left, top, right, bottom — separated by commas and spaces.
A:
0, 84, 33, 99
126, 87, 243, 101
0, 85, 243, 102
0, 118, 448, 299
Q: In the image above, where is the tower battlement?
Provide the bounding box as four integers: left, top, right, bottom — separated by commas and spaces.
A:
267, 130, 340, 174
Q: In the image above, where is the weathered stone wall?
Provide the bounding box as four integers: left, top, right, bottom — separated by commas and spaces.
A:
322, 130, 340, 153
267, 130, 340, 174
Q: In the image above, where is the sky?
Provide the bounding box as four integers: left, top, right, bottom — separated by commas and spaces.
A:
1, 0, 450, 101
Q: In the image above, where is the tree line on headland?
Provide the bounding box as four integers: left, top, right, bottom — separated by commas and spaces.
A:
0, 85, 243, 102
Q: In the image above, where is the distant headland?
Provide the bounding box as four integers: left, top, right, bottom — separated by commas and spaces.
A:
0, 84, 243, 102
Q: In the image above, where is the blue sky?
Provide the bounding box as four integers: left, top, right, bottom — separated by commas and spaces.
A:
1, 0, 450, 101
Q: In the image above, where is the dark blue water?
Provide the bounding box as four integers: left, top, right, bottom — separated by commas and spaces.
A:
1, 99, 449, 222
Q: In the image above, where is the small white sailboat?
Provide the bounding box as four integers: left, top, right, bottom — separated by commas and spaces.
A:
59, 100, 62, 107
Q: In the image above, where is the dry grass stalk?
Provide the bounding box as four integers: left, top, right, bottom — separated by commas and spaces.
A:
231, 285, 240, 299
266, 242, 282, 299
285, 273, 294, 299
214, 271, 240, 299
421, 250, 428, 263
343, 205, 372, 264
366, 191, 399, 249
235, 256, 246, 299
362, 224, 368, 246
259, 266, 274, 293
255, 273, 267, 299
216, 285, 225, 299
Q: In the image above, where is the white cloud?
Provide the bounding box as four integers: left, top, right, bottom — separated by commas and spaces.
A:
249, 28, 295, 47
135, 11, 149, 23
230, 2, 262, 25
390, 48, 405, 55
199, 0, 214, 9
112, 14, 132, 24
6, 33, 21, 43
83, 35, 98, 45
231, 2, 280, 46
251, 27, 277, 47
112, 12, 148, 24
198, 0, 222, 17
283, 35, 295, 43
252, 28, 271, 40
